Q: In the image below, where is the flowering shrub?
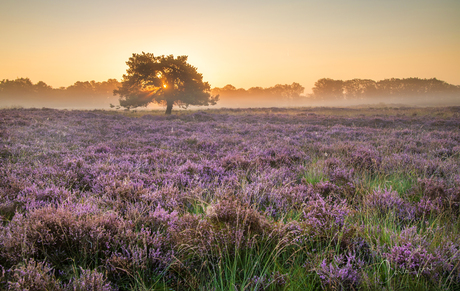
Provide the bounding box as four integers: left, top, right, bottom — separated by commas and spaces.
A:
416, 178, 460, 213
7, 259, 61, 291
433, 241, 460, 283
207, 198, 270, 236
105, 228, 172, 287
317, 253, 364, 290
0, 204, 123, 267
385, 243, 442, 279
66, 268, 117, 291
347, 146, 381, 174
364, 188, 414, 221
301, 195, 354, 241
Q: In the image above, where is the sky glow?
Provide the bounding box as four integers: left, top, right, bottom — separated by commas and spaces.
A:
1, 0, 459, 92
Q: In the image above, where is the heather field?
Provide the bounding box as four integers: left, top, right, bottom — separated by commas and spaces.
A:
1, 106, 460, 290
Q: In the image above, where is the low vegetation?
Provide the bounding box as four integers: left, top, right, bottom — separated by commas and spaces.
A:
0, 106, 459, 290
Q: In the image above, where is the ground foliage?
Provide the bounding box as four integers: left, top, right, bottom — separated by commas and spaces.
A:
0, 106, 460, 290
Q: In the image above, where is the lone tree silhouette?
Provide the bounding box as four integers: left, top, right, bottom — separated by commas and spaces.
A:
114, 52, 218, 114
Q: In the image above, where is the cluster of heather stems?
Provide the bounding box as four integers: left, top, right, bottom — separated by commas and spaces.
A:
0, 107, 459, 290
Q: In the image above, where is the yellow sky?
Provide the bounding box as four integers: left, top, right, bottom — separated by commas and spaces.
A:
1, 0, 459, 92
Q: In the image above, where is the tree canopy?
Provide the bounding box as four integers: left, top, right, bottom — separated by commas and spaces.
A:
311, 77, 460, 101
114, 52, 218, 114
211, 82, 306, 107
0, 78, 120, 109
312, 78, 344, 100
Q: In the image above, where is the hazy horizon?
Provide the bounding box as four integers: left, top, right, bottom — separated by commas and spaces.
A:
1, 77, 459, 110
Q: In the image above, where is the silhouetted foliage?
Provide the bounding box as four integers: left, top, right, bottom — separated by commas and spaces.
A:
343, 79, 378, 100
2, 76, 459, 109
0, 78, 121, 109
312, 77, 460, 101
67, 79, 121, 96
114, 52, 218, 114
312, 78, 344, 100
0, 78, 44, 95
212, 82, 306, 107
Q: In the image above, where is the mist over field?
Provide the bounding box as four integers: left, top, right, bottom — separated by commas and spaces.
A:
1, 77, 459, 110
2, 93, 460, 111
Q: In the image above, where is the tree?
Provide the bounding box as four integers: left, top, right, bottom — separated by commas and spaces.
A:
114, 52, 218, 114
269, 82, 305, 100
343, 79, 377, 100
66, 81, 94, 94
0, 78, 34, 94
312, 78, 344, 100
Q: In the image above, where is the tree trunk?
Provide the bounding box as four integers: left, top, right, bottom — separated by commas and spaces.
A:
165, 100, 173, 115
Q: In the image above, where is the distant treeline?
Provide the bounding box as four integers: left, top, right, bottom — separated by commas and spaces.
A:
211, 83, 306, 107
0, 78, 121, 109
1, 77, 460, 109
0, 78, 308, 109
211, 78, 460, 107
311, 77, 460, 101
